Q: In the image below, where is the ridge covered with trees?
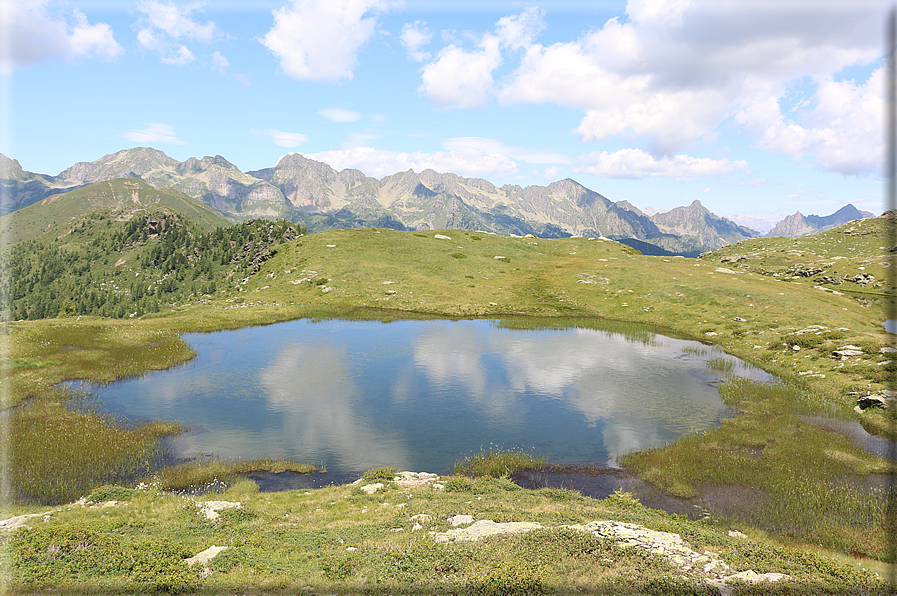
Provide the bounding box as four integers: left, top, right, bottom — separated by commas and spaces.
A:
0, 208, 304, 320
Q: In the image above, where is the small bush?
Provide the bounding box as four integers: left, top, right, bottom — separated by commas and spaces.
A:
363, 466, 398, 483
451, 253, 467, 259
87, 485, 138, 503
321, 553, 357, 580
605, 489, 643, 510
444, 476, 475, 493
468, 560, 546, 596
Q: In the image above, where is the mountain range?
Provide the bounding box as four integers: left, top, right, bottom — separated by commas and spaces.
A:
0, 148, 876, 256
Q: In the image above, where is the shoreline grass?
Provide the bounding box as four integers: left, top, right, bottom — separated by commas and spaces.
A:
146, 457, 316, 493
3, 224, 895, 574
454, 446, 549, 479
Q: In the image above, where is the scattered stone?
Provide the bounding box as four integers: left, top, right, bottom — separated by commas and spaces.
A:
411, 523, 423, 532
411, 514, 432, 522
394, 472, 440, 489
705, 332, 718, 336
433, 234, 452, 240
195, 501, 242, 521
856, 395, 889, 410
715, 268, 738, 274
880, 347, 897, 354
727, 530, 748, 539
325, 245, 336, 248
435, 519, 542, 543
0, 511, 58, 532
732, 317, 746, 322
833, 346, 864, 358
448, 514, 476, 527
360, 483, 384, 495
185, 545, 228, 568
719, 255, 746, 263
792, 345, 801, 352
850, 273, 875, 285
346, 547, 357, 552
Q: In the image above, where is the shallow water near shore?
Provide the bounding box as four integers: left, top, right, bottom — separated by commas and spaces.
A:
69, 318, 776, 486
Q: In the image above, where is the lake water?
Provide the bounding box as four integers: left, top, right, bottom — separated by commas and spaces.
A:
75, 318, 774, 483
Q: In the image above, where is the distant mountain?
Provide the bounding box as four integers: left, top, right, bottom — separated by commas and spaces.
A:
0, 148, 796, 256
766, 204, 875, 238
649, 200, 761, 255
728, 213, 775, 234
0, 178, 232, 244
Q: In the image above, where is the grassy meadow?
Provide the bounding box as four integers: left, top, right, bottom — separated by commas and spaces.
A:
1, 218, 895, 591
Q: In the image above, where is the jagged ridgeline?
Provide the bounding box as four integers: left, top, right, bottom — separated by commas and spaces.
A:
0, 208, 305, 321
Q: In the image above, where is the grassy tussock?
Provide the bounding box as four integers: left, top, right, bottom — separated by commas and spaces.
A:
148, 458, 316, 492
454, 446, 548, 478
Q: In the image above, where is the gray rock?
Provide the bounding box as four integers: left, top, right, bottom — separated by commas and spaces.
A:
448, 514, 476, 527
360, 483, 384, 494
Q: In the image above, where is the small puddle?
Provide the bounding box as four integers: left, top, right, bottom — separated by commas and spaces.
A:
799, 415, 897, 461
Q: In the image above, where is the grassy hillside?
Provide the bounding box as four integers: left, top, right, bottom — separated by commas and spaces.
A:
2, 216, 895, 590
0, 178, 232, 244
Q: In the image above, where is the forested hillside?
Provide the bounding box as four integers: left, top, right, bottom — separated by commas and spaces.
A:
0, 208, 304, 320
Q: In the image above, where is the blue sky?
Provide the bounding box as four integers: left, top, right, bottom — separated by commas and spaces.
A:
0, 0, 888, 224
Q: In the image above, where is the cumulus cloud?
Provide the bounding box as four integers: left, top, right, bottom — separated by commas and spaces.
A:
442, 137, 569, 165
400, 20, 432, 61
302, 146, 519, 178
319, 107, 362, 122
252, 129, 309, 148
572, 149, 750, 180
418, 7, 545, 108
419, 1, 883, 174
135, 0, 218, 66
0, 1, 122, 74
120, 123, 186, 145
419, 35, 502, 108
738, 67, 882, 175
261, 0, 398, 82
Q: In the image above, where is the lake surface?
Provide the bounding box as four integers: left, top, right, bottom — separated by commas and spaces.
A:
76, 318, 774, 481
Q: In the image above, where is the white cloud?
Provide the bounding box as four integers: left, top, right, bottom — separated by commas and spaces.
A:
211, 51, 229, 73
572, 149, 750, 180
542, 166, 563, 180
135, 0, 218, 66
738, 67, 883, 175
319, 107, 362, 122
260, 0, 398, 82
419, 35, 502, 108
400, 20, 431, 62
418, 7, 545, 109
442, 137, 569, 165
0, 1, 122, 74
253, 129, 309, 148
303, 146, 518, 178
414, 1, 882, 173
494, 5, 544, 50
120, 123, 186, 145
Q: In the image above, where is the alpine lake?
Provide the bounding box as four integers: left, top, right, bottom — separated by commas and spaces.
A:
66, 317, 798, 508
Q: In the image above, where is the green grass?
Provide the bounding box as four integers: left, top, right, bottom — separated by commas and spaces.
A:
454, 446, 549, 478
147, 457, 316, 492
4, 475, 887, 594
2, 221, 896, 580
620, 378, 894, 560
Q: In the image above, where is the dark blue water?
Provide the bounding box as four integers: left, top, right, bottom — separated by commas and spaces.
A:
72, 319, 773, 479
